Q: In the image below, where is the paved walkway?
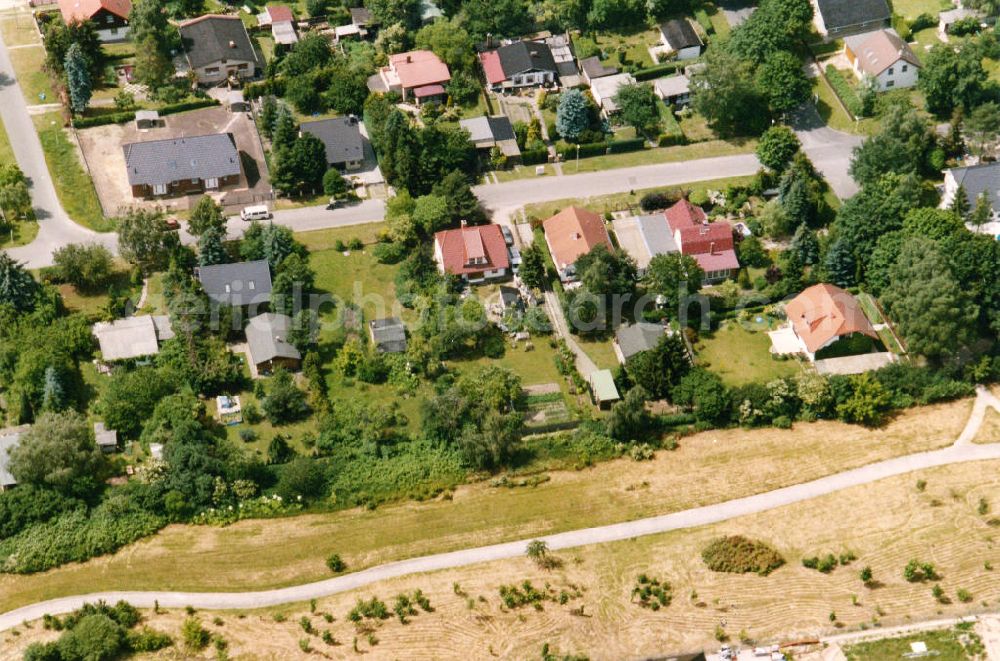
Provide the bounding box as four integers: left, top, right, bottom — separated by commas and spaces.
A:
542, 289, 599, 378
1, 387, 999, 631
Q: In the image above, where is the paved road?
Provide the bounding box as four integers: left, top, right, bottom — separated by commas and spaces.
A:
0, 26, 118, 269
791, 104, 864, 200
1, 387, 997, 632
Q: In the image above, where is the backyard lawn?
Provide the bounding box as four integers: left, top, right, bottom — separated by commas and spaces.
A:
572, 27, 660, 69
891, 0, 951, 20
695, 320, 802, 386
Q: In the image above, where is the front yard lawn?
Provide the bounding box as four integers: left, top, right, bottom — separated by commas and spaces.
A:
0, 13, 41, 47
567, 138, 757, 174
695, 320, 801, 386
9, 46, 56, 105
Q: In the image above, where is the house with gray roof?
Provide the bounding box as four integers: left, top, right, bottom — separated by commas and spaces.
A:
659, 19, 703, 60
614, 322, 668, 363
654, 74, 691, 106
480, 40, 559, 91
0, 426, 28, 491
123, 133, 241, 198
941, 161, 1000, 222
94, 422, 118, 453
92, 315, 175, 362
611, 213, 679, 272
197, 259, 272, 308
812, 0, 890, 39
459, 115, 521, 160
369, 317, 407, 353
300, 117, 364, 170
246, 313, 301, 373
178, 14, 260, 84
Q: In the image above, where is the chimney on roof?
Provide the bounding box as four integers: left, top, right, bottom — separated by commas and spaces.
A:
709, 241, 716, 255
406, 54, 412, 63
460, 219, 468, 227
229, 40, 236, 48
573, 232, 581, 240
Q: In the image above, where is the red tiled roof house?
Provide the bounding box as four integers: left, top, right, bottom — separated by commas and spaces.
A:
433, 223, 510, 283
375, 50, 451, 104
58, 0, 131, 41
785, 283, 879, 360
542, 206, 613, 282
664, 198, 739, 282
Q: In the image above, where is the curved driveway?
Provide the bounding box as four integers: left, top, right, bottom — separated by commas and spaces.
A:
1, 388, 997, 632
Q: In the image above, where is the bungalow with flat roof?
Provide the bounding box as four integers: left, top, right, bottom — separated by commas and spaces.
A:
433, 223, 511, 283
197, 259, 273, 308
480, 41, 559, 92
58, 0, 130, 41
123, 132, 241, 198
654, 74, 691, 106
784, 283, 879, 360
611, 213, 678, 272
614, 322, 668, 364
590, 72, 635, 114
459, 115, 521, 160
0, 426, 28, 491
589, 369, 620, 409
659, 19, 703, 60
664, 198, 739, 282
369, 317, 408, 353
812, 0, 890, 40
372, 50, 451, 103
542, 206, 613, 282
246, 312, 301, 373
92, 315, 175, 362
844, 29, 920, 91
300, 117, 364, 170
179, 15, 260, 84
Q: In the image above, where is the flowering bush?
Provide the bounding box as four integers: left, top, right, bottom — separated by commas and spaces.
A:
192, 494, 302, 526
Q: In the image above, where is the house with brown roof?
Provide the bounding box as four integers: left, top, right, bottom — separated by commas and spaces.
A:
58, 0, 130, 41
542, 206, 613, 282
433, 222, 510, 283
371, 50, 451, 103
844, 29, 920, 91
663, 198, 739, 282
784, 284, 879, 360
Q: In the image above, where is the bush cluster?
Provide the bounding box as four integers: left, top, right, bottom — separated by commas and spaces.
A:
631, 574, 672, 610
701, 535, 785, 576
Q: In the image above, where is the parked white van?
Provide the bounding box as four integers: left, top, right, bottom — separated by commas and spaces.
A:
240, 205, 271, 221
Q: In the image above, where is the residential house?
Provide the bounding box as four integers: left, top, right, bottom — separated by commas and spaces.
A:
611, 213, 678, 272
545, 33, 581, 87
459, 115, 521, 161
433, 223, 511, 283
0, 426, 27, 492
245, 312, 302, 373
784, 283, 879, 360
197, 259, 273, 308
300, 117, 364, 170
665, 198, 739, 282
941, 161, 1000, 221
123, 133, 241, 198
369, 317, 408, 353
653, 74, 692, 106
57, 0, 130, 41
579, 56, 619, 84
94, 422, 118, 453
589, 369, 620, 409
178, 15, 260, 84
811, 0, 891, 40
480, 41, 559, 92
658, 19, 703, 60
614, 321, 668, 364
257, 5, 298, 45
590, 72, 635, 114
371, 50, 451, 103
92, 315, 175, 362
844, 29, 920, 91
542, 206, 613, 282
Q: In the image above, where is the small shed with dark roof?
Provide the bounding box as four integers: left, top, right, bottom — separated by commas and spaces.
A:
197, 259, 273, 308
246, 313, 301, 373
123, 133, 241, 198
659, 19, 703, 59
300, 117, 364, 170
614, 322, 668, 363
369, 317, 408, 353
459, 115, 521, 159
580, 56, 619, 84
813, 0, 891, 39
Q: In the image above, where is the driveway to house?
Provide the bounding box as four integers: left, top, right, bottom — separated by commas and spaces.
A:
1, 386, 998, 632
790, 103, 864, 200
0, 28, 118, 268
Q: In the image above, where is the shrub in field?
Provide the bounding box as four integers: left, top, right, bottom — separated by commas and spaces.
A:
631, 574, 672, 610
326, 553, 346, 573
701, 536, 785, 576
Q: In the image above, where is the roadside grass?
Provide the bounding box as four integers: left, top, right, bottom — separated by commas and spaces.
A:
523, 174, 757, 222
0, 114, 39, 248
695, 320, 802, 386
810, 74, 879, 136
0, 396, 974, 614
493, 163, 557, 182
8, 45, 55, 105
0, 13, 40, 47
295, 222, 386, 252
32, 112, 112, 231
844, 628, 974, 661
567, 138, 757, 174
972, 408, 1000, 445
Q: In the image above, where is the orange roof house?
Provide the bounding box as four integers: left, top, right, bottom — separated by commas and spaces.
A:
542, 206, 613, 281
785, 284, 878, 357
58, 0, 131, 40
374, 50, 451, 103
433, 223, 510, 283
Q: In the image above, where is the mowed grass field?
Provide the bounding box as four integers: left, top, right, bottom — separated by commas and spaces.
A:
5, 459, 1000, 659
0, 397, 974, 614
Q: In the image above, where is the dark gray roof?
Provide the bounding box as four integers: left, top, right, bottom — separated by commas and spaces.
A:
816, 0, 890, 30
123, 133, 240, 187
369, 317, 407, 353
197, 259, 272, 307
497, 41, 558, 77
949, 161, 1000, 210
350, 6, 372, 25
616, 322, 666, 361
246, 313, 301, 365
580, 56, 618, 80
179, 15, 260, 70
499, 286, 523, 310
300, 117, 363, 166
660, 19, 702, 50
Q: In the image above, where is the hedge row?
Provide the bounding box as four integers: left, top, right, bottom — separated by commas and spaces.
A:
520, 148, 549, 166
244, 78, 286, 100
607, 137, 645, 153
823, 65, 863, 118
634, 61, 683, 82
71, 98, 219, 128
555, 138, 648, 160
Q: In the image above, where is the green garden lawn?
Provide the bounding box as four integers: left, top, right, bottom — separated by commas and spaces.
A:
695, 320, 801, 386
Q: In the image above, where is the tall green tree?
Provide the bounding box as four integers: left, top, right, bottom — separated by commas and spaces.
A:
756, 50, 810, 115
556, 88, 589, 141
756, 125, 800, 172
117, 207, 175, 272
7, 410, 107, 497
624, 333, 690, 400
64, 43, 92, 114
273, 134, 327, 196
849, 105, 935, 187
917, 43, 987, 116
197, 225, 227, 266
614, 82, 660, 135
0, 253, 39, 313
518, 244, 546, 290
187, 196, 227, 236
691, 47, 768, 137
134, 35, 173, 91
52, 243, 114, 290
129, 0, 170, 54
643, 252, 704, 316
